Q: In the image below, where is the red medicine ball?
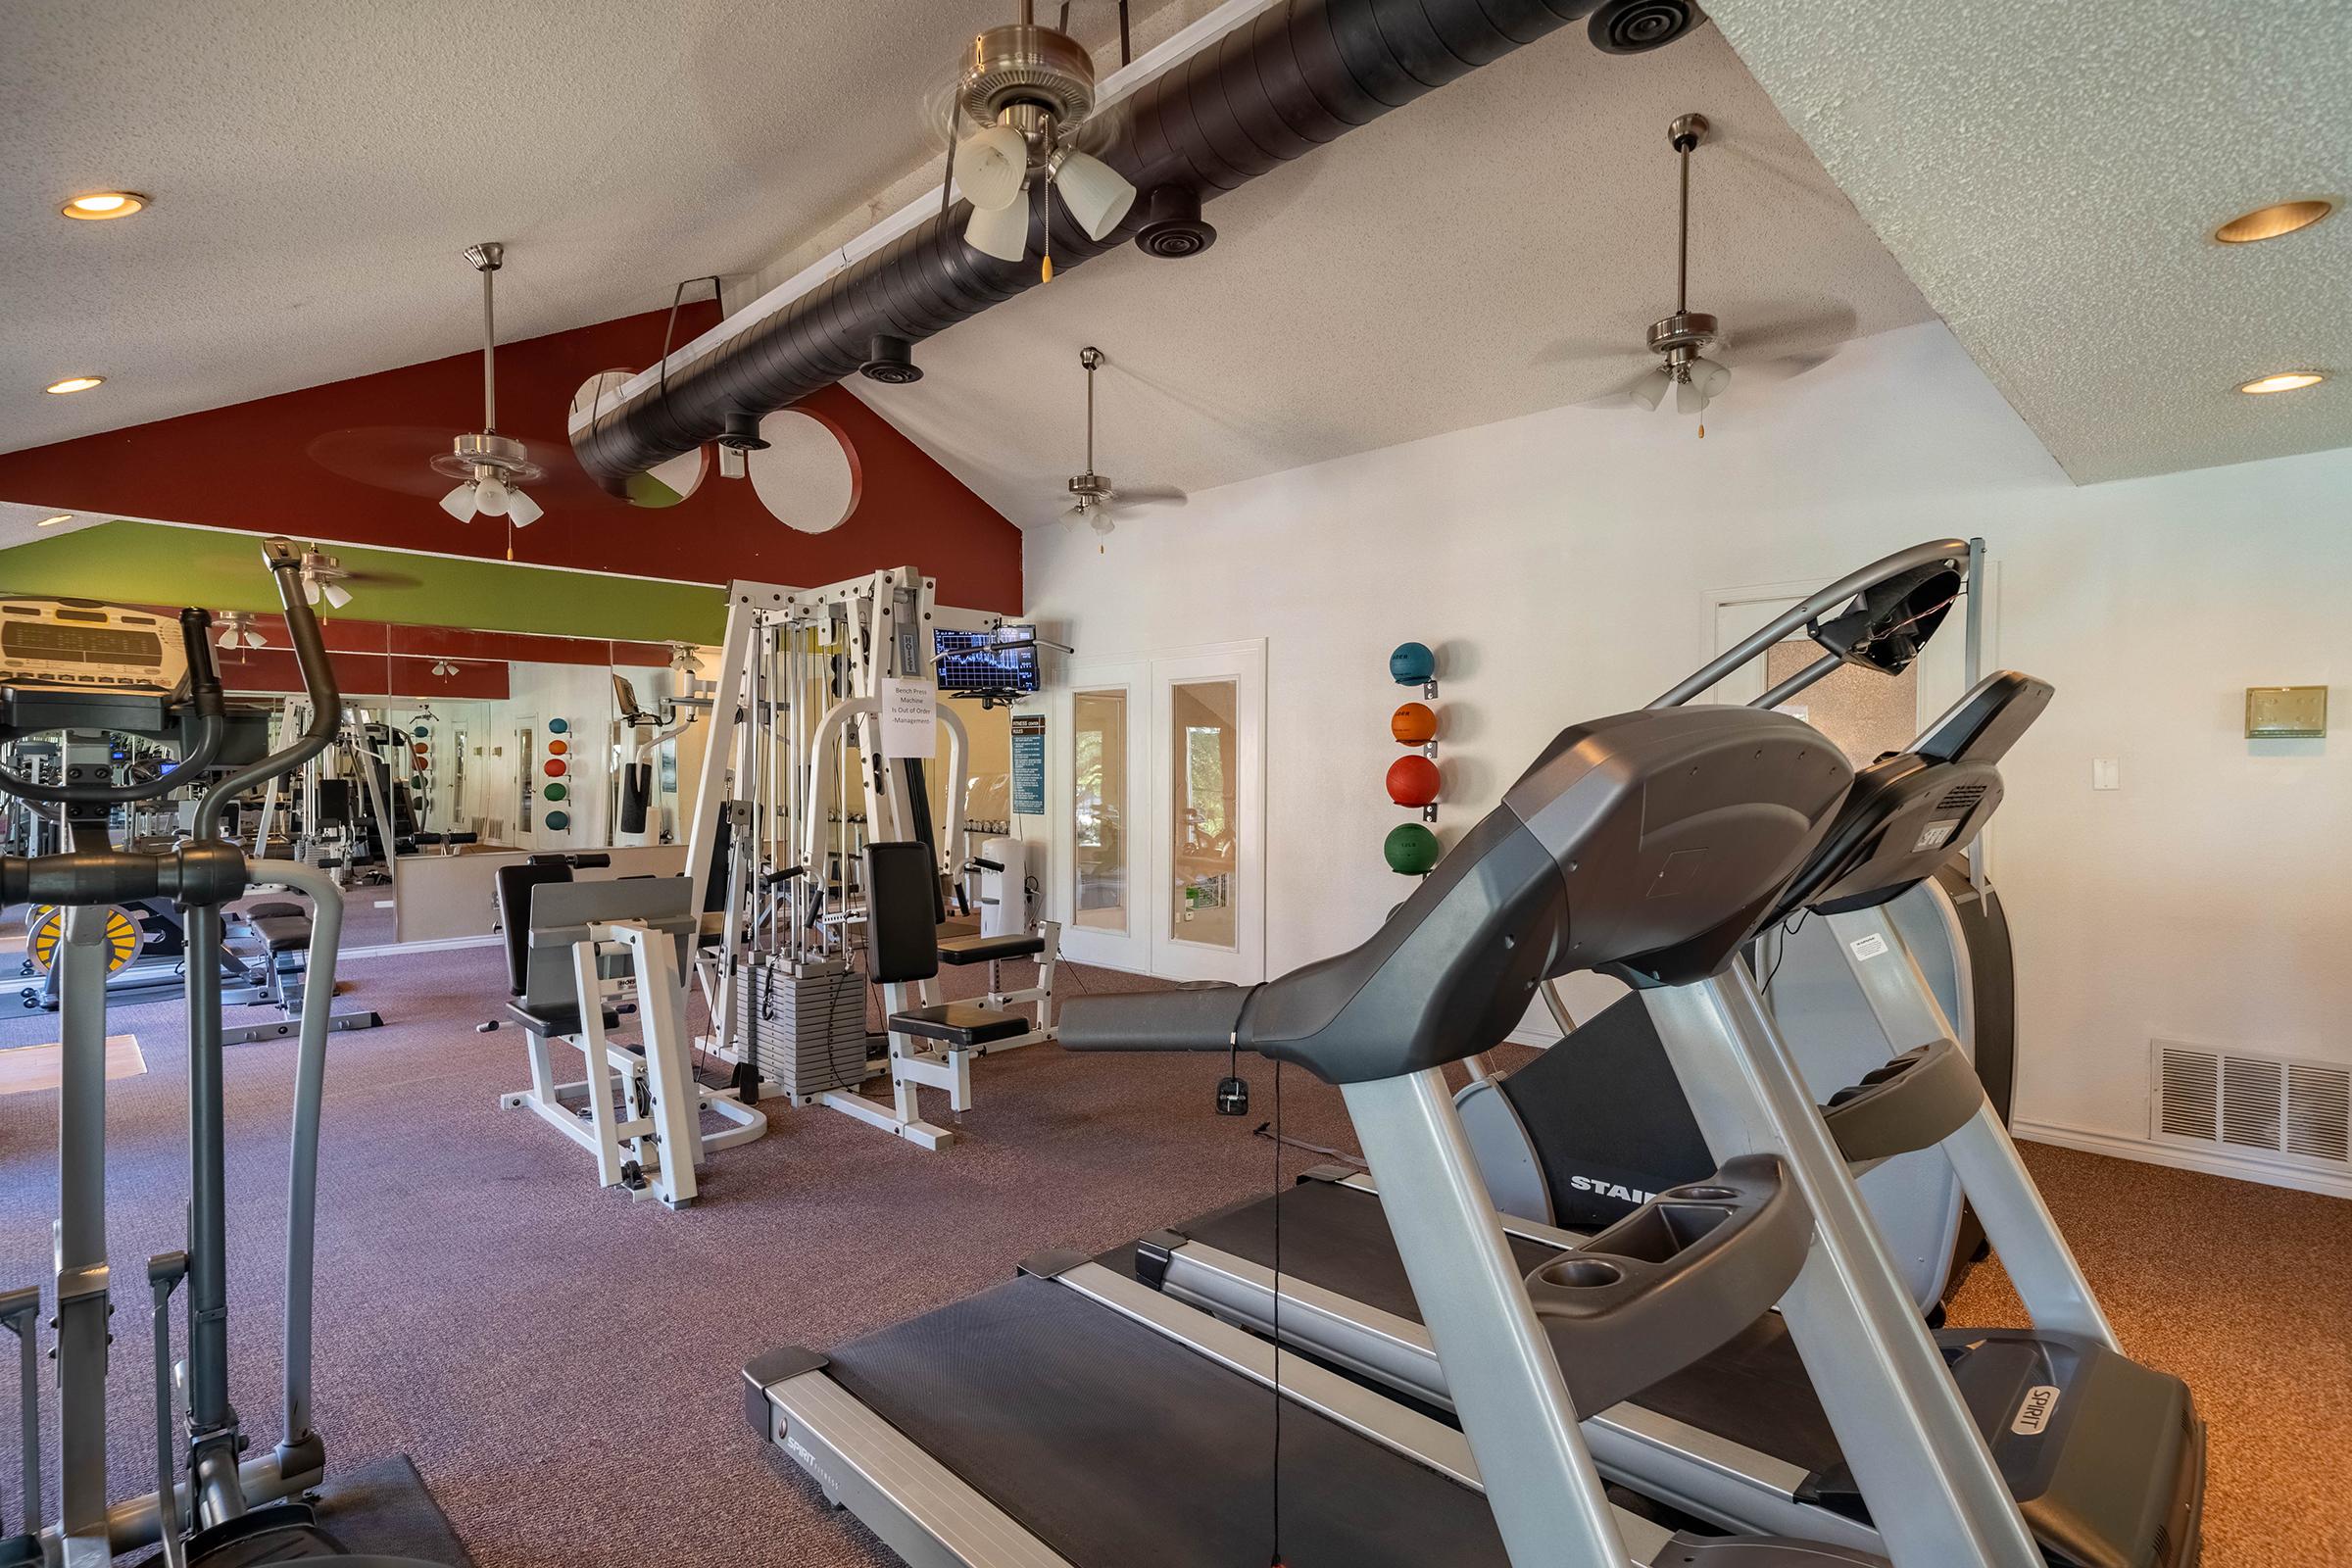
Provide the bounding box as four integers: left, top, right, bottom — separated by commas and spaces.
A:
1386, 754, 1440, 808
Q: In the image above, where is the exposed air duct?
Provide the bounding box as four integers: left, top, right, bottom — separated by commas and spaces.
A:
572, 0, 1704, 494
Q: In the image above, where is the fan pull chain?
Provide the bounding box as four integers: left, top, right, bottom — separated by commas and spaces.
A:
1040, 175, 1054, 282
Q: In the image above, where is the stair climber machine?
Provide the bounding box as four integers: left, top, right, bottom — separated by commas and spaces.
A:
0, 539, 446, 1568
1130, 541, 2205, 1567
738, 563, 2166, 1568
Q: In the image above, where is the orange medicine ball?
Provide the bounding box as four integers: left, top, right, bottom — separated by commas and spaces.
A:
1391, 702, 1437, 746
546, 738, 568, 757
1386, 754, 1440, 808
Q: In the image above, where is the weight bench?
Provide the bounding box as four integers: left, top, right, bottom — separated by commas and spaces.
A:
934, 923, 1059, 1054
845, 842, 1034, 1151
491, 863, 765, 1208
220, 898, 382, 1046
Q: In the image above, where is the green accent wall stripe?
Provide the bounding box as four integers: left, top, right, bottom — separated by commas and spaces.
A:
0, 520, 725, 642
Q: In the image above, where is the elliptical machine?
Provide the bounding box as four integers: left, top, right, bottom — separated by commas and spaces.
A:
0, 538, 441, 1568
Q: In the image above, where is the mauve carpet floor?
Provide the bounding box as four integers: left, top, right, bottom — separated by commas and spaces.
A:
0, 945, 2343, 1567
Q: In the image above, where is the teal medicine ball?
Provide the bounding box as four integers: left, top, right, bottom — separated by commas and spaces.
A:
1389, 642, 1436, 685
1384, 822, 1441, 876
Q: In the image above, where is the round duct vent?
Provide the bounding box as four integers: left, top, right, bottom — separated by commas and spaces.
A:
858, 334, 924, 385
1135, 185, 1216, 259
1589, 0, 1707, 53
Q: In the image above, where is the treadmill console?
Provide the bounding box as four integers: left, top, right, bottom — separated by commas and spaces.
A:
0, 599, 190, 741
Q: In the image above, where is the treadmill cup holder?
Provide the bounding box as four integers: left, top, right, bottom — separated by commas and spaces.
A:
1525, 1154, 1812, 1417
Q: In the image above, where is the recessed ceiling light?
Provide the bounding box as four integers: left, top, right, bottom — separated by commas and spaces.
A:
37, 514, 73, 527
2214, 199, 2334, 244
44, 375, 105, 395
2236, 370, 2326, 395
60, 191, 149, 220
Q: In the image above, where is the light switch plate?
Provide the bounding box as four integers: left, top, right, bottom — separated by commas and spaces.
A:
2092, 759, 2121, 791
2245, 686, 2328, 739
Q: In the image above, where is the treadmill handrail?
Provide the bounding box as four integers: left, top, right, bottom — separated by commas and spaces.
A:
1648, 538, 1970, 710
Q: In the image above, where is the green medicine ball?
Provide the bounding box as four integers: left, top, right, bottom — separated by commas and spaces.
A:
543, 782, 567, 803
1383, 822, 1441, 876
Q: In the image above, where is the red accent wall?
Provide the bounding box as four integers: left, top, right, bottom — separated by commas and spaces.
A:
0, 305, 1022, 612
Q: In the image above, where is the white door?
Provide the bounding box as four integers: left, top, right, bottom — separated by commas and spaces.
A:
1058, 661, 1149, 972
1148, 642, 1265, 984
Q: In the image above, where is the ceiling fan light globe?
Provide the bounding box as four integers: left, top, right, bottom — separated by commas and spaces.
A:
957, 124, 1032, 212
1055, 150, 1137, 241
506, 486, 544, 527
439, 481, 480, 522
964, 198, 1031, 262
1632, 366, 1673, 411
323, 583, 354, 611
475, 475, 512, 517
1693, 356, 1731, 398
1676, 373, 1707, 416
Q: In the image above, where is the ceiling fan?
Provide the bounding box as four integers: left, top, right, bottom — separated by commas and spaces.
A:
1064, 346, 1184, 546
299, 550, 355, 611
433, 242, 545, 529
1547, 113, 1852, 434
292, 549, 416, 612
939, 3, 1139, 277
214, 612, 267, 652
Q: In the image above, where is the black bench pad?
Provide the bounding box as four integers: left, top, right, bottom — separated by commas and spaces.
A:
504, 1001, 624, 1037
889, 1002, 1030, 1048
251, 915, 314, 954
936, 932, 1045, 964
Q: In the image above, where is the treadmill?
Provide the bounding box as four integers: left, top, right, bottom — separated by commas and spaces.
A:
747, 700, 1891, 1568
1134, 549, 2205, 1566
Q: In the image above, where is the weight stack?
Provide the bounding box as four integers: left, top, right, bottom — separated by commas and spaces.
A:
735, 957, 867, 1099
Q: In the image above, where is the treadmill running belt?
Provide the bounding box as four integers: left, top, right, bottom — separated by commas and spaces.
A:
1164, 1180, 1848, 1478
821, 1275, 1515, 1568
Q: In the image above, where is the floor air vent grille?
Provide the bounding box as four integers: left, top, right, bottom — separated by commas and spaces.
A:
2151, 1040, 2351, 1168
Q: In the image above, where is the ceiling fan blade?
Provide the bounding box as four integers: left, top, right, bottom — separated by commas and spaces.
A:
1111, 484, 1187, 510
1731, 351, 1837, 385
1716, 303, 1860, 360
1533, 334, 1643, 370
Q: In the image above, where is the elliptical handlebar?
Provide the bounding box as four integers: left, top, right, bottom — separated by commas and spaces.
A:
196, 538, 342, 837
1647, 537, 1972, 710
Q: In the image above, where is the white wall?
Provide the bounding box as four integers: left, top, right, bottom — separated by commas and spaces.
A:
1023, 321, 2352, 1192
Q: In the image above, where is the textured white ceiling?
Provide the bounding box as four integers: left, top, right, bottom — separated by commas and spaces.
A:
849, 20, 1934, 530
1704, 0, 2352, 484
0, 0, 1182, 455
